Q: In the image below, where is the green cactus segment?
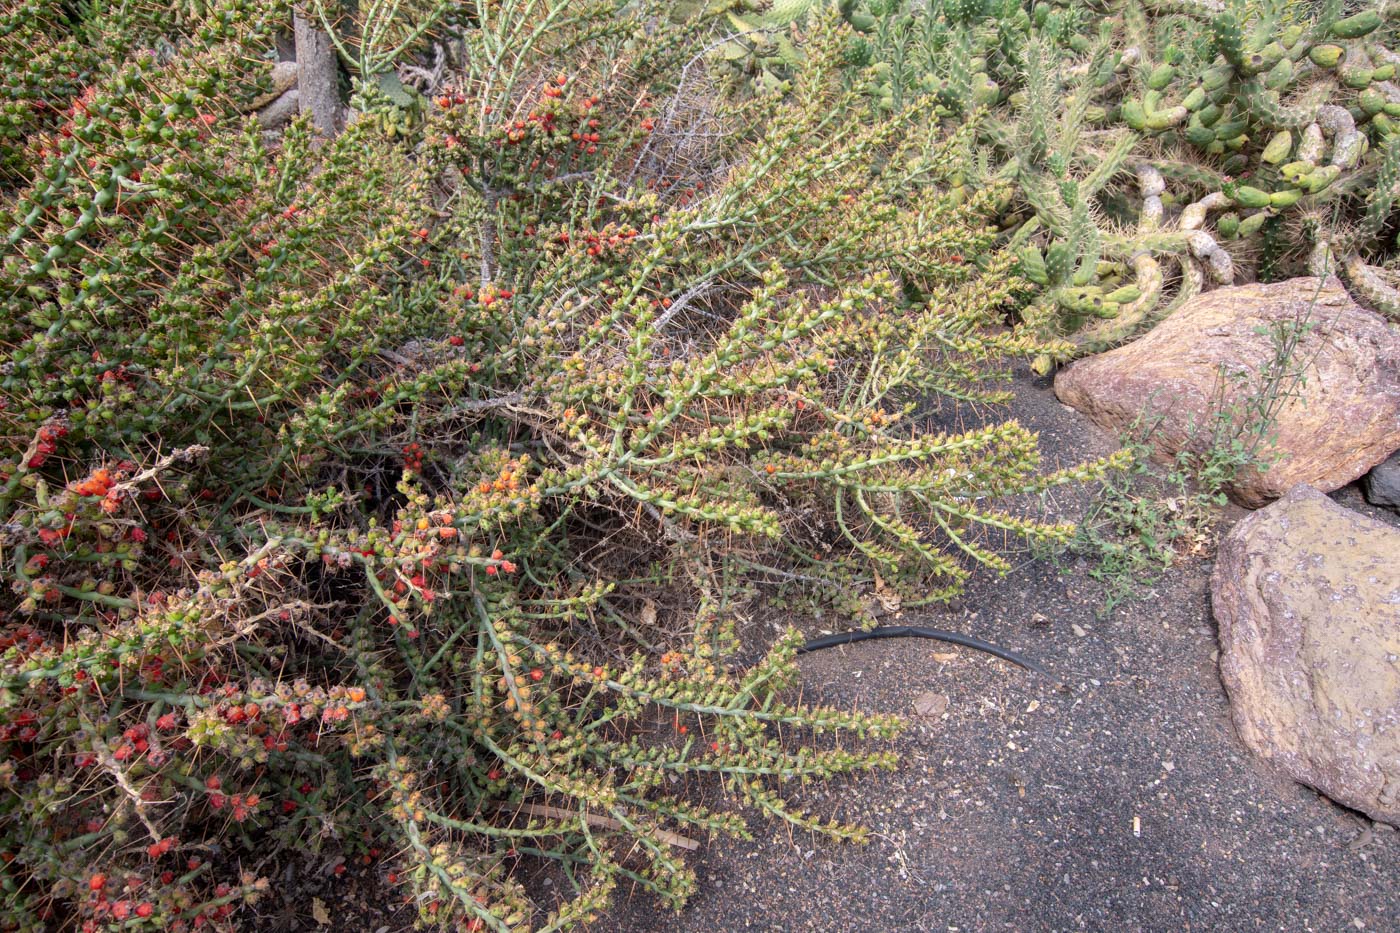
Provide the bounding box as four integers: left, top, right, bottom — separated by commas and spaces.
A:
1212, 13, 1246, 69
1330, 10, 1382, 40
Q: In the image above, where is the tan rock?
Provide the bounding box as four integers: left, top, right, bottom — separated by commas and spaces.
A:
1212, 484, 1400, 826
247, 61, 299, 111
1055, 277, 1400, 507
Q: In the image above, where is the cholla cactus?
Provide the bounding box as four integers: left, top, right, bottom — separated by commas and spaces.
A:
0, 2, 1109, 930
845, 0, 1400, 361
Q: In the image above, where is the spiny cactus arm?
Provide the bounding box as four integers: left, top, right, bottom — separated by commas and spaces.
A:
1155, 158, 1231, 191
1019, 170, 1073, 235
1239, 78, 1320, 129
1081, 131, 1139, 196
1340, 252, 1400, 319
1143, 0, 1223, 19
1357, 132, 1400, 244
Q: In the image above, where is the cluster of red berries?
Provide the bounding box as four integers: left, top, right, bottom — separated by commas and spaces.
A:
26, 421, 68, 469
71, 466, 115, 497
455, 283, 513, 310
482, 549, 517, 576
111, 722, 158, 763
84, 874, 156, 924
401, 442, 424, 471
205, 775, 261, 822
145, 836, 177, 859
574, 222, 640, 259
97, 362, 133, 386
0, 710, 39, 745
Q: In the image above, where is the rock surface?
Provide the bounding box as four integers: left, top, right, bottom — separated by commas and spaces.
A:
1055, 276, 1400, 507
247, 61, 299, 111
1365, 450, 1400, 509
1212, 484, 1400, 826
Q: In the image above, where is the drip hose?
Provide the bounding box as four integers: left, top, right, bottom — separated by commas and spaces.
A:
798, 625, 1052, 679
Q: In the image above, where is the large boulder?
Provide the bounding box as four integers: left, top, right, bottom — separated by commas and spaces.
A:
1055, 277, 1400, 507
1364, 450, 1400, 510
1212, 484, 1400, 826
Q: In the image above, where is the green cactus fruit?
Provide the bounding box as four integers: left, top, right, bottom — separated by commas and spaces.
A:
1105, 284, 1142, 303
1207, 140, 1227, 155
1361, 89, 1387, 117
1280, 161, 1314, 183
1144, 89, 1164, 113
1019, 247, 1050, 286
1032, 2, 1050, 28
1212, 13, 1245, 69
1186, 120, 1216, 147
1202, 66, 1233, 92
1302, 164, 1342, 193
847, 11, 878, 31
1268, 188, 1303, 207
1232, 185, 1273, 209
1085, 105, 1108, 124
1217, 213, 1241, 238
1309, 44, 1345, 69
1238, 51, 1269, 76
1261, 131, 1293, 163
1265, 59, 1293, 91
1280, 25, 1304, 50
1341, 65, 1374, 89
1238, 212, 1271, 237
1146, 106, 1188, 130
1259, 42, 1287, 71
1375, 64, 1397, 82
1213, 118, 1248, 140
1182, 86, 1208, 111
1374, 113, 1398, 137
1331, 10, 1382, 40
1147, 64, 1175, 91
972, 75, 1000, 106
1386, 102, 1400, 118
1198, 103, 1224, 127
1121, 99, 1148, 130
1069, 35, 1091, 54
1222, 153, 1250, 176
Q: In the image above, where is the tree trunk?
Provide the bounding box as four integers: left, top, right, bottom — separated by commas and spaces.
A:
294, 12, 344, 137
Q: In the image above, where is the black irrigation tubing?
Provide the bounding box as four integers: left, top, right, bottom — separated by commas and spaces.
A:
798, 626, 1055, 681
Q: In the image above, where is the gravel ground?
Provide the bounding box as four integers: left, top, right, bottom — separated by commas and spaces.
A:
607, 369, 1400, 933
